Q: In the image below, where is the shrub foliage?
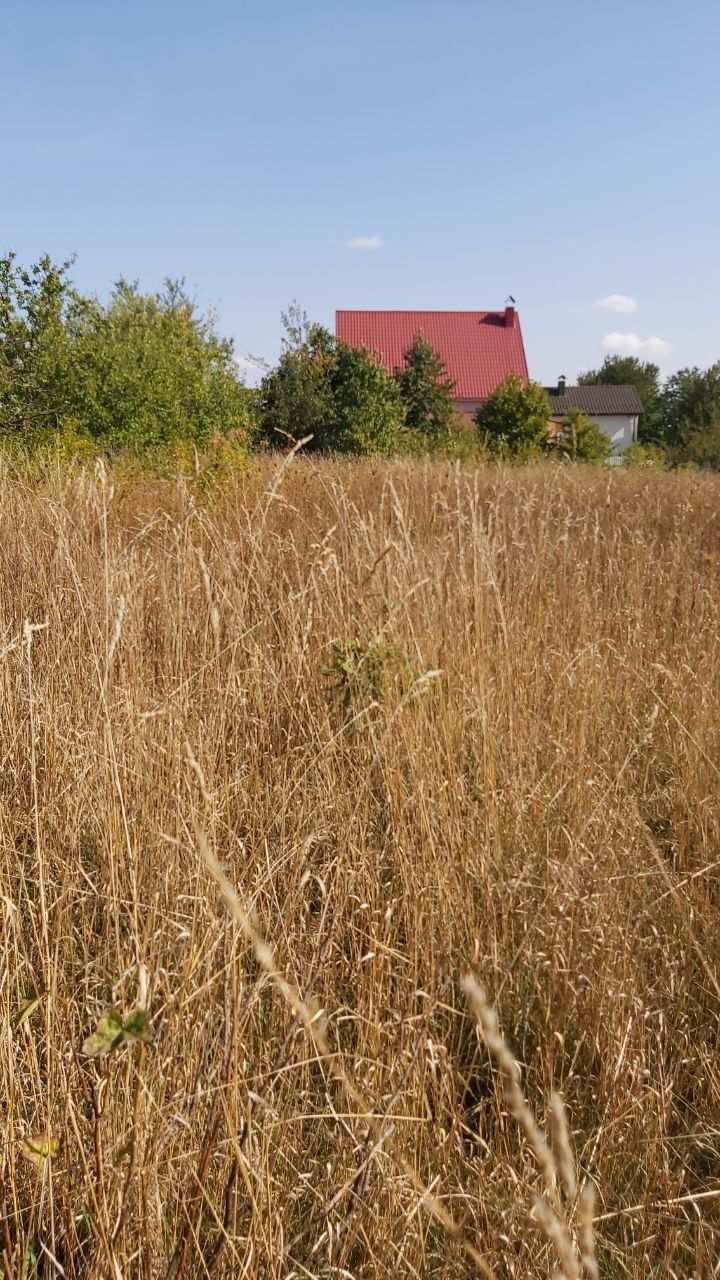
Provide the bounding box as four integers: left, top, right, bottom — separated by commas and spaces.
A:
0, 253, 252, 451
258, 305, 404, 454
475, 374, 551, 459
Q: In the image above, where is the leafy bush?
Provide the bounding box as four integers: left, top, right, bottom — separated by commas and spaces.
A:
430, 415, 487, 463
475, 374, 551, 460
258, 305, 403, 454
0, 253, 253, 453
324, 638, 415, 726
558, 408, 611, 463
67, 279, 252, 450
330, 340, 405, 454
398, 410, 486, 463
623, 441, 667, 468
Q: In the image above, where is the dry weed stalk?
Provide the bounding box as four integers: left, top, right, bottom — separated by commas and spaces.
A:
188, 744, 497, 1279
1, 457, 720, 1277
463, 976, 598, 1280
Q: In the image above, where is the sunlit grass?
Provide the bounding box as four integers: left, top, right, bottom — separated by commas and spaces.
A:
2, 456, 720, 1277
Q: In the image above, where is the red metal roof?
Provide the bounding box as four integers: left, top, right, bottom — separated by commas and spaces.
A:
335, 309, 529, 401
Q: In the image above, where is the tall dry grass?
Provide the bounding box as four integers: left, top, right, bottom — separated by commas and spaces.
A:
2, 454, 720, 1278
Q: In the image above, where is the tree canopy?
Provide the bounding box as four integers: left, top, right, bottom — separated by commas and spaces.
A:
0, 253, 252, 451
68, 279, 251, 449
258, 305, 403, 454
475, 375, 550, 459
0, 253, 75, 437
393, 334, 458, 440
662, 363, 720, 448
5, 252, 720, 470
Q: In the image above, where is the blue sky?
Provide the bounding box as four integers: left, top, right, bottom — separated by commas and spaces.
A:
2, 0, 719, 384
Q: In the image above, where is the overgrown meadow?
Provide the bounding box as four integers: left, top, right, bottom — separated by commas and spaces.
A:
2, 456, 720, 1278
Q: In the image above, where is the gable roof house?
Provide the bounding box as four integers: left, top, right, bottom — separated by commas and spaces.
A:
545, 378, 644, 453
335, 307, 529, 420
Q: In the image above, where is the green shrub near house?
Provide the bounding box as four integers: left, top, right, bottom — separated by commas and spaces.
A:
393, 334, 458, 441
474, 374, 551, 460
623, 441, 668, 467
557, 408, 611, 463
257, 305, 404, 455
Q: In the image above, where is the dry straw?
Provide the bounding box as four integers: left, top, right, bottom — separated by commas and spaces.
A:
462, 976, 598, 1280
1, 455, 720, 1276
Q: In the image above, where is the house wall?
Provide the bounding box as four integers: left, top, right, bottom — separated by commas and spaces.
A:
591, 414, 638, 452
455, 399, 484, 422
550, 414, 639, 453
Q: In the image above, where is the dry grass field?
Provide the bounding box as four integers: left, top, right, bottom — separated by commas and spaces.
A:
2, 455, 720, 1279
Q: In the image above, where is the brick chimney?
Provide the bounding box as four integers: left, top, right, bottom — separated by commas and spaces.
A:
504, 304, 515, 327
557, 374, 566, 393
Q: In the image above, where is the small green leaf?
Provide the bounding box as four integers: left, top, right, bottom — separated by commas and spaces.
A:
82, 1006, 151, 1057
82, 1007, 125, 1057
122, 1009, 151, 1044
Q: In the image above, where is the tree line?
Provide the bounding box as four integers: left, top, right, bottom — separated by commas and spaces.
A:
1, 254, 719, 467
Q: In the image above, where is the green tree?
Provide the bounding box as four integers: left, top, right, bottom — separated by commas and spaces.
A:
675, 419, 720, 470
475, 375, 550, 460
394, 334, 458, 441
0, 253, 252, 451
67, 278, 251, 449
578, 355, 663, 443
257, 305, 336, 448
329, 341, 404, 454
560, 408, 611, 462
258, 305, 403, 454
0, 252, 76, 438
662, 363, 720, 448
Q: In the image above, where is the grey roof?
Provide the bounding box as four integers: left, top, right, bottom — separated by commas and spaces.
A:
545, 385, 644, 416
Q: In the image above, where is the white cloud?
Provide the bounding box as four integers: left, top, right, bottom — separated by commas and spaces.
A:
345, 234, 383, 251
602, 332, 673, 357
593, 293, 637, 313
